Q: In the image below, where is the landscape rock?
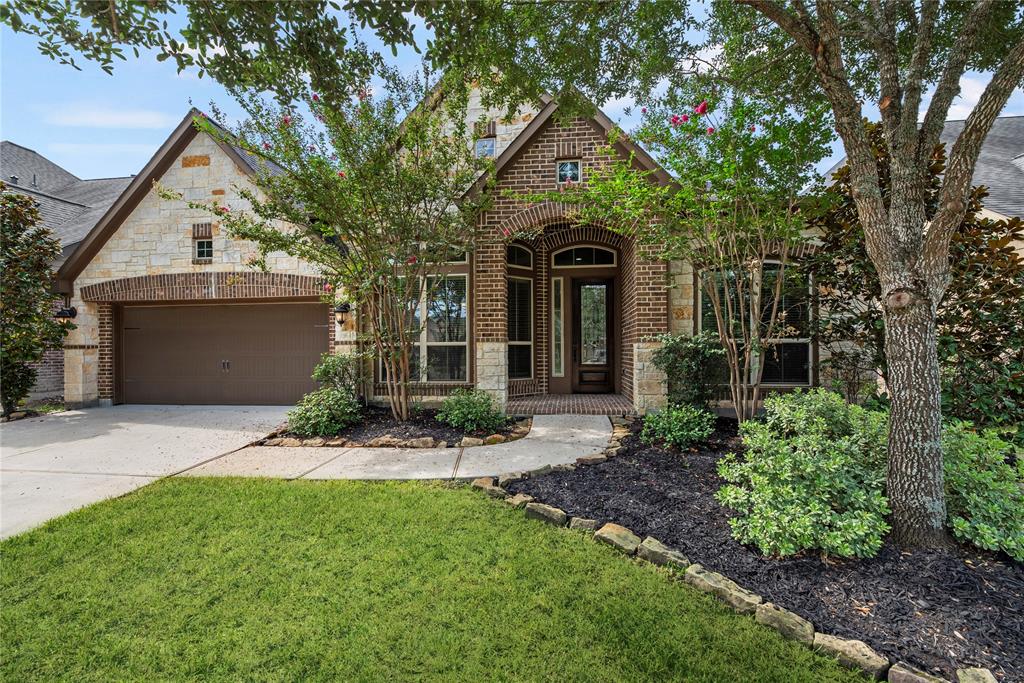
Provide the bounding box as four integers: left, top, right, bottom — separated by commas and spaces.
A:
888, 662, 948, 683
366, 435, 402, 448
529, 464, 552, 477
302, 437, 326, 447
505, 493, 534, 509
524, 502, 568, 526
594, 523, 642, 554
813, 633, 889, 680
484, 434, 506, 445
569, 517, 600, 532
460, 436, 484, 448
755, 603, 814, 645
436, 441, 448, 449
470, 477, 506, 499
956, 669, 997, 683
605, 446, 622, 457
325, 437, 348, 447
278, 437, 303, 447
404, 437, 435, 448
262, 437, 283, 446
471, 477, 496, 490
8, 411, 27, 420
552, 463, 576, 472
637, 537, 689, 570
683, 564, 762, 614
498, 472, 526, 487
576, 454, 608, 466
610, 416, 631, 426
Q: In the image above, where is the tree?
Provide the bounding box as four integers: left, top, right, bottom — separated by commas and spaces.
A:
805, 122, 1024, 435
1, 184, 71, 416
160, 72, 489, 421
559, 89, 831, 421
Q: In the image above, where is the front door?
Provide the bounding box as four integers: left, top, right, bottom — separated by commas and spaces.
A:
572, 278, 614, 393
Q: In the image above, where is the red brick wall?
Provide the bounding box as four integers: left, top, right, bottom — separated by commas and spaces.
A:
27, 300, 65, 400
98, 303, 113, 401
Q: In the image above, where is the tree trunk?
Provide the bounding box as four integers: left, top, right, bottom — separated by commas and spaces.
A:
883, 294, 949, 548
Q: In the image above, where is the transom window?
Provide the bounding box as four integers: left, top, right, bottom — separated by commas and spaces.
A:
552, 246, 616, 268
194, 239, 213, 260
382, 275, 468, 382
506, 244, 533, 269
475, 137, 496, 158
508, 277, 533, 379
698, 262, 811, 385
556, 159, 580, 184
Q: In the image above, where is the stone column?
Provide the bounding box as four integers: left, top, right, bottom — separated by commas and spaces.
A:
633, 340, 668, 414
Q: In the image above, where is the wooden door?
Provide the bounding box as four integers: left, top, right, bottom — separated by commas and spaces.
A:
572, 278, 614, 393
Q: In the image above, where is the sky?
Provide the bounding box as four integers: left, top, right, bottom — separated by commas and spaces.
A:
2, 18, 1022, 181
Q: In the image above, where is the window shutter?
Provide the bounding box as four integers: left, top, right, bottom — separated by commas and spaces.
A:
192, 223, 213, 239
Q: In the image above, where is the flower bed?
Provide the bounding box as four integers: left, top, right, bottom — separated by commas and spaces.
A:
507, 418, 1023, 681
259, 405, 530, 448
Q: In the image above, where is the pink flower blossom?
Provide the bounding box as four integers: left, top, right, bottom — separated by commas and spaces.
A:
641, 107, 647, 114
695, 100, 708, 116
330, 154, 338, 161
406, 255, 417, 265
317, 115, 325, 122
308, 145, 316, 152
282, 115, 291, 126
337, 171, 346, 178
670, 114, 681, 126
707, 127, 715, 135
681, 114, 689, 123
262, 142, 271, 150
749, 125, 756, 132
501, 226, 511, 237
312, 93, 320, 102
323, 283, 334, 292
218, 205, 230, 214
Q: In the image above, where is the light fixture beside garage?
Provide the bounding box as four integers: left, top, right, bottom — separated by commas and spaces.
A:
334, 302, 352, 326
54, 306, 77, 320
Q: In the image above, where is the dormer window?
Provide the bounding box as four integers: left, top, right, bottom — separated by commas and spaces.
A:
557, 160, 580, 184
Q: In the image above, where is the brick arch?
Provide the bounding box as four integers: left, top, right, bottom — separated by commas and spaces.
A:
79, 272, 326, 302
499, 201, 614, 237
542, 222, 626, 252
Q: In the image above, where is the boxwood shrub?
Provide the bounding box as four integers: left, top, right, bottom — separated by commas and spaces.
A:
437, 388, 506, 434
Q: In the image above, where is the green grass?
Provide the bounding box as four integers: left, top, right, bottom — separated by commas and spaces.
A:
1, 479, 859, 682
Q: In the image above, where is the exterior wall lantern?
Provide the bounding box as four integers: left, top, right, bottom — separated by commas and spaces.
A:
334, 302, 352, 326
55, 306, 77, 320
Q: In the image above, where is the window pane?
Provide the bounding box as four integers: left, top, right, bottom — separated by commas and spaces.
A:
427, 346, 466, 381
426, 276, 466, 343
580, 284, 608, 365
382, 346, 419, 381
554, 249, 574, 267
507, 245, 532, 268
557, 160, 580, 183
195, 240, 213, 259
507, 279, 532, 342
552, 278, 563, 376
475, 138, 495, 158
762, 264, 809, 337
700, 270, 744, 336
761, 342, 810, 384
508, 345, 532, 379
594, 248, 614, 265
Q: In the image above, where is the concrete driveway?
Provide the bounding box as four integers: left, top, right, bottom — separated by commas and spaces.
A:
1, 405, 287, 538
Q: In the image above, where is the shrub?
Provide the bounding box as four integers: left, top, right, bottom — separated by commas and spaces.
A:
716, 390, 890, 558
437, 388, 506, 433
287, 387, 361, 437
312, 352, 365, 395
641, 404, 715, 450
650, 332, 727, 409
942, 422, 1024, 561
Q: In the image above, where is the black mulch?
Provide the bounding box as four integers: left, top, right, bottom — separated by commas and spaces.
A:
288, 405, 522, 446
508, 418, 1024, 681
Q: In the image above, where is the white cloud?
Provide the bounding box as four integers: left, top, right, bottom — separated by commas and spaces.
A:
45, 104, 179, 129
920, 73, 1024, 121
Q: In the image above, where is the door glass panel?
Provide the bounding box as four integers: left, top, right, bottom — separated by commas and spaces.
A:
580, 284, 607, 365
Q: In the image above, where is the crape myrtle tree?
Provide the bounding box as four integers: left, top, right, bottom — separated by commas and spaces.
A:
0, 185, 71, 416
804, 122, 1024, 434
160, 72, 490, 421
557, 89, 831, 421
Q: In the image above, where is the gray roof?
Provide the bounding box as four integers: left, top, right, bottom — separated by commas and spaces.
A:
826, 116, 1024, 219
1, 141, 132, 264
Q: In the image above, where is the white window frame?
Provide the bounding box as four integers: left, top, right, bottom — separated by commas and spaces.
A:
556, 159, 581, 185
475, 137, 496, 159
507, 276, 534, 380
551, 276, 564, 377
193, 238, 213, 260
379, 274, 469, 383
550, 245, 617, 269
507, 244, 533, 270
696, 261, 812, 386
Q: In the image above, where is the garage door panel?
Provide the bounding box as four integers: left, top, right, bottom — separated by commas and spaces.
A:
121, 304, 328, 405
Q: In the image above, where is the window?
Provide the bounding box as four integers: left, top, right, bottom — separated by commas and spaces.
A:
697, 262, 811, 385
551, 277, 564, 376
552, 246, 616, 268
506, 244, 533, 269
508, 277, 533, 379
557, 159, 580, 184
194, 239, 213, 261
381, 275, 468, 382
475, 138, 496, 158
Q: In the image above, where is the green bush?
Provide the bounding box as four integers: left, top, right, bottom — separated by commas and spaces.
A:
312, 352, 364, 395
650, 332, 726, 408
437, 389, 506, 433
942, 421, 1024, 562
641, 404, 715, 450
288, 387, 361, 437
716, 390, 891, 558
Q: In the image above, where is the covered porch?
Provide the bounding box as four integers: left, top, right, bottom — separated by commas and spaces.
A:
507, 392, 635, 416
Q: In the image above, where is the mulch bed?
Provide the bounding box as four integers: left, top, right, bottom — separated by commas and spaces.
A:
272, 405, 526, 447
508, 418, 1024, 681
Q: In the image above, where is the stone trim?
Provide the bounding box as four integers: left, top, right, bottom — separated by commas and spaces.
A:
79, 272, 326, 303
477, 418, 989, 683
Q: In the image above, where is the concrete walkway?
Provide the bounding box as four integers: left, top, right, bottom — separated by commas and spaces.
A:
1, 405, 288, 538
181, 414, 611, 480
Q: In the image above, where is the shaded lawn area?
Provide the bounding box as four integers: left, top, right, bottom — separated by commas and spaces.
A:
1, 479, 860, 682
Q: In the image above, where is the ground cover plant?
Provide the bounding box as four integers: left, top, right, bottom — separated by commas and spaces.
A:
640, 403, 715, 451
0, 478, 860, 682
436, 388, 507, 434
509, 418, 1024, 680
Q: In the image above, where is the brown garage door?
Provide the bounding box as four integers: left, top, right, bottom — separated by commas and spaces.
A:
120, 303, 329, 405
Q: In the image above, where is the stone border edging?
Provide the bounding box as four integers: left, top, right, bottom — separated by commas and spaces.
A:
257, 417, 533, 449
468, 415, 996, 683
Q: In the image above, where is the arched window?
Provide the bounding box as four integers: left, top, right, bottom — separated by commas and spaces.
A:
506, 244, 533, 269
551, 245, 616, 268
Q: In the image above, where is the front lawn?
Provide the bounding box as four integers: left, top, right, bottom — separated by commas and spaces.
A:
1, 479, 858, 682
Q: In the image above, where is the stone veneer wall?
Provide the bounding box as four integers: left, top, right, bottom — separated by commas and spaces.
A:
64, 133, 322, 406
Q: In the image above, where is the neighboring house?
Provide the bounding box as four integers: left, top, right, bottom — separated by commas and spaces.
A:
1, 142, 132, 400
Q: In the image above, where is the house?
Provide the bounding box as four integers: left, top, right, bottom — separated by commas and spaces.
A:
0, 142, 132, 400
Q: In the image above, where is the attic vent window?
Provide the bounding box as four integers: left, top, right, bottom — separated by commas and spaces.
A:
192, 223, 214, 263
